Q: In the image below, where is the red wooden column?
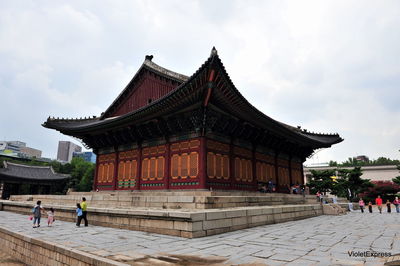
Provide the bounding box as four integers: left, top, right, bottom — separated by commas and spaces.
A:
274, 152, 280, 192
301, 162, 305, 185
199, 137, 207, 189
112, 149, 119, 191
93, 151, 99, 191
164, 141, 171, 190
288, 155, 293, 186
229, 139, 235, 190
137, 143, 142, 191
252, 145, 258, 191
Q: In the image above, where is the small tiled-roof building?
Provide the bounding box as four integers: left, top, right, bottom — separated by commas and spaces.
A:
0, 161, 69, 199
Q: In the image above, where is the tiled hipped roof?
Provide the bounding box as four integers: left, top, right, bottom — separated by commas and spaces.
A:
0, 161, 70, 181
42, 48, 343, 149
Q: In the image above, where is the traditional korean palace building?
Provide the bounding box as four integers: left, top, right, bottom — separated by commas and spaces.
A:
0, 161, 69, 199
43, 48, 342, 192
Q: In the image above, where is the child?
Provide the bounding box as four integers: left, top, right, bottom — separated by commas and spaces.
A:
368, 202, 373, 213
76, 203, 83, 227
32, 200, 44, 228
47, 208, 55, 226
359, 198, 365, 213
386, 200, 391, 213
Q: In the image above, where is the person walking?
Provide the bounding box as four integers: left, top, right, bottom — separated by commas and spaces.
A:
80, 197, 88, 227
393, 197, 400, 213
386, 200, 391, 213
76, 203, 83, 227
32, 200, 45, 228
47, 207, 55, 226
368, 202, 373, 213
375, 195, 383, 214
359, 198, 365, 213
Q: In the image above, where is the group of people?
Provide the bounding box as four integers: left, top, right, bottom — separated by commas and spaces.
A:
259, 180, 277, 193
31, 197, 89, 228
290, 184, 306, 195
358, 196, 400, 214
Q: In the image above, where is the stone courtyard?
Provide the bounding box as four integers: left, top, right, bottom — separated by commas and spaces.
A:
1, 208, 399, 265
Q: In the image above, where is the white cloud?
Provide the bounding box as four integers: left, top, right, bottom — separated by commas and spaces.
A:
0, 0, 399, 162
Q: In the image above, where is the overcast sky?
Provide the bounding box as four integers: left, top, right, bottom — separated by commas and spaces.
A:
1, 0, 399, 165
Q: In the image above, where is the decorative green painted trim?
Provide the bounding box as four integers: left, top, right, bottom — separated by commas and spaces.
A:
142, 138, 167, 148
98, 147, 116, 154
171, 182, 199, 186
117, 180, 136, 188
141, 183, 164, 187
169, 132, 199, 142
232, 183, 254, 188
97, 184, 113, 188
118, 143, 139, 151
232, 139, 252, 150
205, 133, 230, 145
207, 182, 230, 187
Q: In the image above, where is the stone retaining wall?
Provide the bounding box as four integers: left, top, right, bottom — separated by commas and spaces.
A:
0, 226, 127, 266
9, 192, 317, 209
1, 201, 322, 238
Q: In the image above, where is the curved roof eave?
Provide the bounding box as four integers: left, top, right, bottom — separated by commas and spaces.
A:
43, 54, 214, 134
43, 48, 343, 148
208, 55, 343, 148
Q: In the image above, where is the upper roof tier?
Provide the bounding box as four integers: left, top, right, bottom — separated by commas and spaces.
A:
43, 48, 343, 150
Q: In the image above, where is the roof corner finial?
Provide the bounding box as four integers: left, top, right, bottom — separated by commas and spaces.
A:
210, 46, 218, 57
145, 55, 153, 61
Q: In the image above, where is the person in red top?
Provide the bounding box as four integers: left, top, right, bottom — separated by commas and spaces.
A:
375, 195, 383, 214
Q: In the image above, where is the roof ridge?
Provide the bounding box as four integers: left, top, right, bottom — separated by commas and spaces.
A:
6, 162, 52, 169
46, 116, 99, 123
143, 57, 188, 82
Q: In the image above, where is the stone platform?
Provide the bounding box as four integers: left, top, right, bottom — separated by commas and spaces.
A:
3, 191, 329, 238
9, 191, 318, 209
0, 210, 397, 265
0, 200, 322, 238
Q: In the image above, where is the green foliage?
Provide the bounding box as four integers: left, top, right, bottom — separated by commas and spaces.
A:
307, 169, 336, 195
308, 167, 374, 201
393, 176, 400, 185
392, 165, 400, 185
66, 157, 95, 192
337, 157, 400, 167
328, 160, 338, 167
331, 167, 374, 201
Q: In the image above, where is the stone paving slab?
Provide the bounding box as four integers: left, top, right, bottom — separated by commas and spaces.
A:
0, 210, 399, 265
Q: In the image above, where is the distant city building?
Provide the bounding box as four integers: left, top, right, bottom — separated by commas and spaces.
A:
355, 155, 369, 163
57, 141, 82, 162
19, 146, 42, 158
0, 141, 42, 158
73, 151, 96, 163
304, 165, 399, 183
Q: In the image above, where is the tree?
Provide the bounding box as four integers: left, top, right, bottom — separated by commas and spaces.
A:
307, 169, 336, 195
359, 181, 400, 203
331, 167, 373, 201
328, 160, 338, 167
67, 157, 95, 192
392, 165, 400, 185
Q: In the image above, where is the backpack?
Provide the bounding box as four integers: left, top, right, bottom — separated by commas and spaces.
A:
32, 206, 40, 217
